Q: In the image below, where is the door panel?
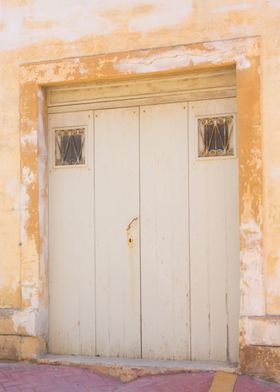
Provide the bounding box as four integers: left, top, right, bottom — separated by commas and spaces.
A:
48, 111, 95, 355
140, 103, 190, 360
95, 107, 141, 358
189, 98, 239, 362
48, 97, 239, 363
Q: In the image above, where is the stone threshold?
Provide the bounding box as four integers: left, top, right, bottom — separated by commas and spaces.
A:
35, 354, 238, 382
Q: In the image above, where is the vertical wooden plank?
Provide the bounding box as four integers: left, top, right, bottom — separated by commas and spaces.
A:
48, 111, 95, 355
140, 102, 190, 360
189, 98, 239, 362
188, 140, 210, 360
208, 162, 228, 361
95, 106, 141, 358
225, 158, 240, 363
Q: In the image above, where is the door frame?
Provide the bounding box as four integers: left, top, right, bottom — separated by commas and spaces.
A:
19, 37, 263, 365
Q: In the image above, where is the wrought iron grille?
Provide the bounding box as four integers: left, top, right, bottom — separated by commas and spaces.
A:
198, 116, 234, 158
55, 128, 85, 166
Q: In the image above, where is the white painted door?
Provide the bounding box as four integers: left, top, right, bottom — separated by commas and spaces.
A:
48, 111, 95, 355
140, 103, 190, 360
189, 98, 239, 362
94, 107, 141, 358
48, 97, 239, 363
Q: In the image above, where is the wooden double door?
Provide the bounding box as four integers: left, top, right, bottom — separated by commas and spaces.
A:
48, 98, 239, 362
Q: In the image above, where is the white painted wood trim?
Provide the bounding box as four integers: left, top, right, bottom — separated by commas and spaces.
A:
48, 111, 95, 355
188, 98, 239, 363
94, 107, 141, 358
140, 102, 190, 360
48, 87, 236, 114
47, 68, 235, 107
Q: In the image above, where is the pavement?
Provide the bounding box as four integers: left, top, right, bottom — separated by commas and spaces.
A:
0, 363, 279, 391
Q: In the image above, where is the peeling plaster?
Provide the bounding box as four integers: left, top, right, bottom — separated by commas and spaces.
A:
268, 0, 280, 7
0, 0, 193, 50
73, 58, 88, 76
115, 40, 255, 74
20, 186, 29, 242
244, 317, 280, 346
115, 48, 197, 73
20, 60, 91, 84
20, 129, 37, 146
20, 166, 35, 241
204, 41, 252, 69
21, 283, 39, 308
22, 166, 35, 186
212, 3, 255, 13
115, 47, 216, 73
235, 55, 251, 69
12, 307, 36, 335
0, 0, 116, 50
12, 307, 47, 336
240, 220, 265, 316
249, 146, 262, 172
37, 87, 48, 307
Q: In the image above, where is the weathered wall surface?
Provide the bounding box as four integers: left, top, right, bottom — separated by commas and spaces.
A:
1, 0, 280, 381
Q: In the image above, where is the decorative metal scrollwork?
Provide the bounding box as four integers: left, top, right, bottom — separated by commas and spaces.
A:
198, 116, 234, 158
55, 128, 85, 166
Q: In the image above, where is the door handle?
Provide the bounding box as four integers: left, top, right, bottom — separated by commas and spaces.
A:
126, 217, 138, 248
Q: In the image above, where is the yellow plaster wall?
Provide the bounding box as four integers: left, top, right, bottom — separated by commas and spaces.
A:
0, 0, 280, 359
